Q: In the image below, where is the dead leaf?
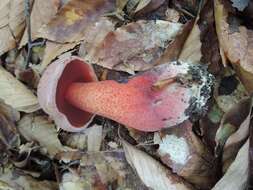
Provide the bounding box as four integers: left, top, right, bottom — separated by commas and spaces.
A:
0, 0, 28, 55
215, 70, 248, 113
84, 20, 182, 73
155, 20, 194, 65
0, 100, 20, 151
0, 165, 58, 190
212, 139, 249, 190
179, 0, 223, 76
19, 0, 60, 47
18, 114, 69, 158
0, 66, 39, 113
215, 97, 252, 172
134, 0, 166, 16
122, 140, 195, 190
33, 41, 79, 73
38, 0, 116, 43
154, 120, 217, 189
63, 124, 103, 151
214, 0, 253, 92
57, 150, 148, 190
134, 0, 151, 13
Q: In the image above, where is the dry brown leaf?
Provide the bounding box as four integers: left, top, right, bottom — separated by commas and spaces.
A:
0, 66, 39, 113
0, 100, 20, 150
134, 0, 166, 16
154, 121, 217, 189
19, 0, 60, 47
0, 165, 58, 190
179, 0, 223, 76
38, 0, 116, 43
0, 0, 28, 55
122, 140, 195, 190
58, 150, 148, 190
215, 97, 252, 172
212, 139, 249, 190
63, 124, 103, 151
214, 0, 253, 92
18, 114, 69, 158
34, 41, 79, 73
155, 20, 194, 65
85, 20, 182, 73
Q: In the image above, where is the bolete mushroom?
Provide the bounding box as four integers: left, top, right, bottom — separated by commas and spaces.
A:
38, 56, 213, 132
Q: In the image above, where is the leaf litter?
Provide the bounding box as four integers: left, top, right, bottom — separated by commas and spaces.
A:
0, 0, 253, 189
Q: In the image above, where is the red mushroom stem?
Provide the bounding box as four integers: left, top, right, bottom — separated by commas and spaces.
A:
65, 73, 169, 131
38, 57, 213, 132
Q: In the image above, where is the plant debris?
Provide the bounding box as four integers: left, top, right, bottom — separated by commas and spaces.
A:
0, 0, 252, 189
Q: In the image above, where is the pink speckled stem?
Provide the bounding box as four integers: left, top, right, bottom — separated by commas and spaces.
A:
65, 74, 168, 131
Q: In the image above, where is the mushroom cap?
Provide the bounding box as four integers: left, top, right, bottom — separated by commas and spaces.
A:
37, 56, 97, 132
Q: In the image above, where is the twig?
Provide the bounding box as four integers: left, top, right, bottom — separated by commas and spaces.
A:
24, 0, 45, 68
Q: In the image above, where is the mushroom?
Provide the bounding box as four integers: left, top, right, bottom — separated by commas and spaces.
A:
38, 56, 213, 132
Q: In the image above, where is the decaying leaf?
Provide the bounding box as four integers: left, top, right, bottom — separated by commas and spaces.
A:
154, 120, 217, 189
18, 114, 69, 158
84, 20, 182, 73
57, 150, 148, 189
214, 0, 253, 92
0, 66, 39, 113
155, 20, 194, 65
0, 165, 58, 190
122, 140, 194, 190
19, 0, 60, 47
63, 124, 103, 151
33, 41, 79, 73
0, 100, 20, 151
215, 70, 248, 113
212, 139, 249, 190
0, 0, 28, 55
38, 0, 116, 43
215, 97, 252, 172
179, 0, 223, 76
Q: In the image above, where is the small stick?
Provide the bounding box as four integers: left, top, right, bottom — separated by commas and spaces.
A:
24, 0, 45, 68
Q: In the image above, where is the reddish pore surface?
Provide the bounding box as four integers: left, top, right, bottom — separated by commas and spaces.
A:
56, 60, 95, 127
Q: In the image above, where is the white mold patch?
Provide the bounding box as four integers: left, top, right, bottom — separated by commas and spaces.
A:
156, 134, 190, 165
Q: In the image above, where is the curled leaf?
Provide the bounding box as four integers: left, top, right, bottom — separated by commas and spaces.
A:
18, 114, 69, 158
122, 140, 195, 190
212, 139, 249, 190
0, 66, 39, 113
154, 121, 217, 189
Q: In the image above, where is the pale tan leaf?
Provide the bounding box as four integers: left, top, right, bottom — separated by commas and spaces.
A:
212, 139, 249, 190
18, 114, 69, 157
214, 0, 253, 92
63, 124, 103, 151
122, 140, 195, 190
134, 0, 151, 13
0, 66, 39, 113
0, 0, 27, 55
87, 124, 103, 152
179, 19, 202, 63
19, 0, 60, 47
